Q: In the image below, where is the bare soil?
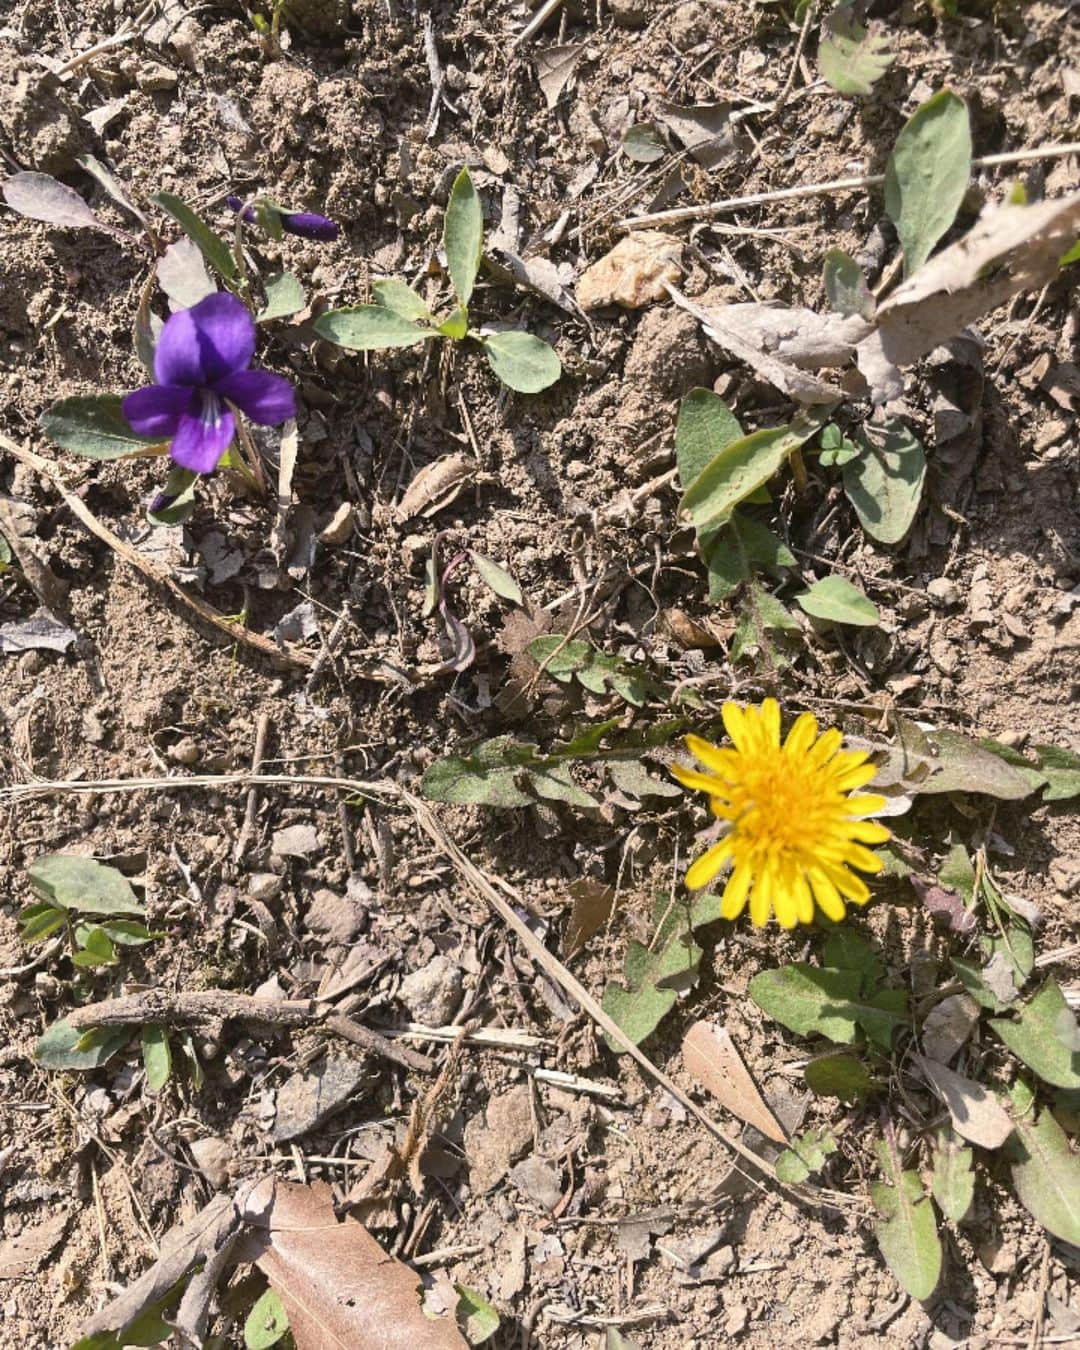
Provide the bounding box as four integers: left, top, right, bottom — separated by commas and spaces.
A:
1, 0, 1079, 1347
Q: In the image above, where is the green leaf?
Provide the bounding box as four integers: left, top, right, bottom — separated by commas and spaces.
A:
1007, 1085, 1080, 1245
775, 1127, 838, 1184
1061, 238, 1080, 267
28, 854, 144, 917
528, 636, 659, 706
938, 840, 976, 905
34, 1018, 130, 1070
702, 513, 795, 602
675, 389, 743, 493
750, 964, 907, 1047
931, 1131, 974, 1224
455, 1285, 499, 1345
141, 1023, 172, 1093
1031, 743, 1080, 800
444, 166, 483, 307
679, 412, 827, 533
622, 123, 666, 163
244, 1288, 290, 1349
313, 304, 436, 350
981, 926, 1034, 987
371, 278, 434, 321
818, 6, 894, 96
437, 306, 468, 339
72, 926, 118, 968
153, 191, 238, 282
822, 248, 874, 318
18, 901, 67, 944
257, 271, 306, 322
480, 331, 561, 393
951, 955, 1011, 1012
871, 1139, 942, 1300
884, 90, 972, 276
469, 551, 523, 605
805, 1051, 876, 1103
822, 928, 884, 988
95, 919, 161, 947
529, 762, 599, 809
148, 464, 198, 527
420, 736, 535, 807
796, 575, 880, 627
990, 981, 1080, 1089
842, 417, 927, 545
749, 965, 863, 1044
916, 728, 1038, 800
602, 923, 703, 1050
40, 395, 163, 461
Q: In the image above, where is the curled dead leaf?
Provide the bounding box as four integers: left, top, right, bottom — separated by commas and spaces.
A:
396, 453, 475, 521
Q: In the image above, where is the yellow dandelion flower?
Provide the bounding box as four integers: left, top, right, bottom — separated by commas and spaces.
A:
671, 699, 891, 929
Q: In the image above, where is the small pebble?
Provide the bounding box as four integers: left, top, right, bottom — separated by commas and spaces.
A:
168, 737, 200, 765
927, 577, 960, 606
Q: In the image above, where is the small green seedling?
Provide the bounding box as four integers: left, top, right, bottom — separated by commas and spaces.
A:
19, 854, 161, 970
314, 168, 562, 393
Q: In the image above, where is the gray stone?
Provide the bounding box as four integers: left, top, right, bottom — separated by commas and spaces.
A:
927, 577, 961, 606
508, 1154, 562, 1211
189, 1135, 231, 1188
304, 889, 364, 944
272, 1056, 369, 1142
271, 823, 320, 859
398, 955, 462, 1026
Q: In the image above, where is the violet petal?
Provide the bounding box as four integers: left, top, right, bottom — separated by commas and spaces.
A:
213, 369, 296, 426
169, 402, 236, 474
122, 384, 194, 438
154, 292, 255, 387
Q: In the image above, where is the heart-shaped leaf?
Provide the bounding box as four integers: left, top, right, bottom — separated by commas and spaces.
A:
480, 331, 561, 392
842, 417, 926, 545
41, 395, 164, 461
796, 575, 880, 626
3, 172, 111, 231
314, 305, 436, 350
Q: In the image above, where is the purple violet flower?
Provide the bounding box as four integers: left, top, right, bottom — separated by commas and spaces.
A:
226, 194, 340, 241
122, 292, 296, 475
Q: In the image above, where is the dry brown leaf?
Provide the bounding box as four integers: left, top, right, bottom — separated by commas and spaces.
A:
682, 1020, 788, 1144
922, 993, 981, 1065
577, 232, 682, 310
240, 1177, 468, 1350
653, 100, 741, 168
396, 453, 474, 521
0, 1209, 70, 1278
915, 1055, 1014, 1150
857, 191, 1080, 402
562, 879, 616, 957
666, 288, 848, 404
534, 44, 584, 109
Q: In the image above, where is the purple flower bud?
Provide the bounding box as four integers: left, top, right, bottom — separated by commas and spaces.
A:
280, 211, 341, 241
226, 194, 257, 224
226, 194, 339, 241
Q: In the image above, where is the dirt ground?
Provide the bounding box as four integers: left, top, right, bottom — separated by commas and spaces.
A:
1, 0, 1079, 1346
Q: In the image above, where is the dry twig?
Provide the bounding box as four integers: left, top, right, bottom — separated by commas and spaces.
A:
0, 436, 313, 669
